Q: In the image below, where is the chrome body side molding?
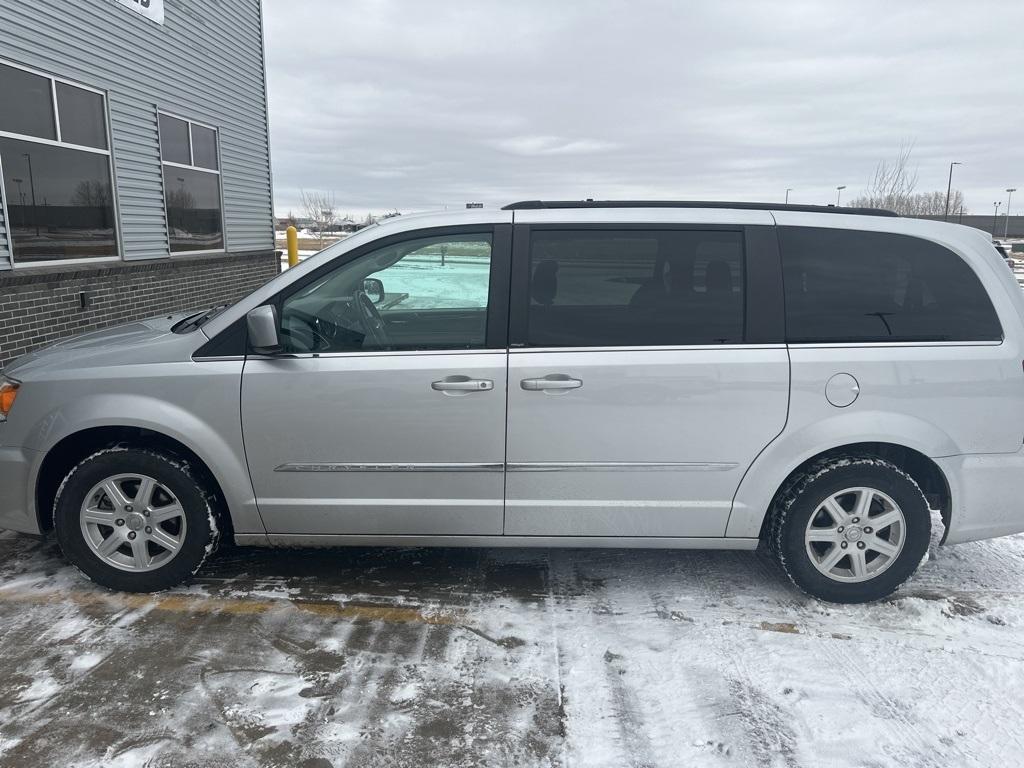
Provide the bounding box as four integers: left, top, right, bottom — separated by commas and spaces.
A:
274, 462, 505, 473
274, 461, 738, 473
506, 461, 739, 472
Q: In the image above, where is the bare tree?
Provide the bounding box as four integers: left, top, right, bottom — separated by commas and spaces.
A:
300, 190, 338, 248
72, 180, 112, 208
848, 145, 967, 216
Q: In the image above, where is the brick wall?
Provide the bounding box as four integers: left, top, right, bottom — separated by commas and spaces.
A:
0, 251, 280, 367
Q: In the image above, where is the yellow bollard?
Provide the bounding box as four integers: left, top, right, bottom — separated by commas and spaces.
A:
286, 225, 299, 269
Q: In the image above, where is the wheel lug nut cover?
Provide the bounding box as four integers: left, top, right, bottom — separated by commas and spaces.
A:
857, 542, 865, 549
128, 532, 136, 540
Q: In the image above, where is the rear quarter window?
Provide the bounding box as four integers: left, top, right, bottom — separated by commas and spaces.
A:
780, 227, 1003, 343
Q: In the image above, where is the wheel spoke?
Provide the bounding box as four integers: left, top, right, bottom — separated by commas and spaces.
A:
102, 480, 131, 510
818, 545, 846, 572
869, 510, 902, 530
853, 489, 874, 519
866, 536, 900, 558
130, 538, 150, 569
150, 504, 184, 525
82, 507, 116, 526
134, 477, 156, 509
806, 527, 840, 543
96, 532, 125, 558
848, 549, 868, 578
148, 527, 181, 554
821, 497, 847, 524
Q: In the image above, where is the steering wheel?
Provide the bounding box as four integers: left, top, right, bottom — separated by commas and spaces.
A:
354, 289, 391, 349
280, 322, 331, 353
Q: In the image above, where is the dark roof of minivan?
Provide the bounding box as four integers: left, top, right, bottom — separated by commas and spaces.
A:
502, 200, 899, 217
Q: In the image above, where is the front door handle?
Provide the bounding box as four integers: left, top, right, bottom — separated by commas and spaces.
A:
431, 376, 494, 393
520, 374, 583, 391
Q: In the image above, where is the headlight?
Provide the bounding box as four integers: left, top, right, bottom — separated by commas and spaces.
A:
0, 378, 19, 422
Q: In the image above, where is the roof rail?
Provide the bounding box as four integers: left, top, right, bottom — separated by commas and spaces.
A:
502, 200, 899, 217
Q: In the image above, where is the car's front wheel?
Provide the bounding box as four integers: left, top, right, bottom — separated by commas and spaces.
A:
54, 447, 219, 592
769, 456, 931, 603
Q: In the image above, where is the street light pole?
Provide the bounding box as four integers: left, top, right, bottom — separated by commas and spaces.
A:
785, 188, 793, 204
1005, 188, 1017, 239
22, 153, 39, 236
835, 185, 846, 206
992, 202, 1002, 237
944, 162, 961, 221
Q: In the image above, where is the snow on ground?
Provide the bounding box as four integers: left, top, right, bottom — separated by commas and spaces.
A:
1, 530, 1024, 767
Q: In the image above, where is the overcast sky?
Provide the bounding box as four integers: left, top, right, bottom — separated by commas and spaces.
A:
263, 1, 1024, 219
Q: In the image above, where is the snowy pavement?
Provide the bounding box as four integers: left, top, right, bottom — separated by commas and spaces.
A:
1, 531, 1023, 767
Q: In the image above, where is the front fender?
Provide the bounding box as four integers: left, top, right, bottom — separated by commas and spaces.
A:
725, 410, 959, 539
21, 377, 265, 536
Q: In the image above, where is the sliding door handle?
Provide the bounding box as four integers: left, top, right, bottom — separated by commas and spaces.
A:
520, 374, 583, 391
432, 376, 494, 393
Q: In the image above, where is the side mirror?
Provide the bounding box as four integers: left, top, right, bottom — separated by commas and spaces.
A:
362, 277, 385, 305
246, 305, 281, 354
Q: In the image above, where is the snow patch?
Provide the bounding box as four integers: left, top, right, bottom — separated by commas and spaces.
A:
16, 671, 60, 704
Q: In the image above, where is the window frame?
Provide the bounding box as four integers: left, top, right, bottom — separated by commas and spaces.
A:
0, 57, 121, 268
157, 109, 227, 256
238, 224, 513, 358
508, 223, 784, 350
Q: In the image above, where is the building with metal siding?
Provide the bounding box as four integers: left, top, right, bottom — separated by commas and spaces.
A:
0, 0, 277, 365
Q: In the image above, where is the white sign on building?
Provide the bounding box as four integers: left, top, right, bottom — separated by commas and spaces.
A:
114, 0, 164, 25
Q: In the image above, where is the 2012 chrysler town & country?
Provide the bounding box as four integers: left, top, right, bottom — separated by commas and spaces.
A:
3, 200, 1023, 603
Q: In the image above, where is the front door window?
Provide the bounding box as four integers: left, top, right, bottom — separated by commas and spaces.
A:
279, 233, 493, 353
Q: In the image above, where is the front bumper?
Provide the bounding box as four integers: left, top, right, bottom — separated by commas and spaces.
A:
0, 445, 41, 534
937, 447, 1024, 545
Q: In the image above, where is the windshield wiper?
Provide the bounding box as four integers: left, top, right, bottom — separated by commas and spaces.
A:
172, 305, 229, 334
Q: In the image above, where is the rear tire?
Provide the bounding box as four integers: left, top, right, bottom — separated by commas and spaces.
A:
54, 447, 219, 592
769, 456, 931, 603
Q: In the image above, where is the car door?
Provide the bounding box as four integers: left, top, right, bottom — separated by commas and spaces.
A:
241, 224, 511, 537
504, 213, 790, 538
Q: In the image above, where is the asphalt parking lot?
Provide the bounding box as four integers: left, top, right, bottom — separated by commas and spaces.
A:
1, 531, 1023, 768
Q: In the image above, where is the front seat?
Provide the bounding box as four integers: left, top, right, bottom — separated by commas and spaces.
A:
531, 260, 559, 305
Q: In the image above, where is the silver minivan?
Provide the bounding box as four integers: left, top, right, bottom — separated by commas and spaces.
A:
3, 201, 1024, 603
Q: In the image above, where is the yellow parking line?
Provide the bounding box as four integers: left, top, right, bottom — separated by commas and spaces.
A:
0, 585, 459, 625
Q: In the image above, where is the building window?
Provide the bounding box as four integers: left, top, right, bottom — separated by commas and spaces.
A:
158, 112, 224, 253
0, 61, 118, 264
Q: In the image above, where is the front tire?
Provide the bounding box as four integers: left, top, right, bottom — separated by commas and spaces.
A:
54, 447, 219, 592
769, 456, 931, 604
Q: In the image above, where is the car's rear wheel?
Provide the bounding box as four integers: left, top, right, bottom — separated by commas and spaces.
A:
769, 456, 931, 603
54, 447, 219, 592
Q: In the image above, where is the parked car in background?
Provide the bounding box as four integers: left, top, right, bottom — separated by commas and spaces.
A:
993, 240, 1016, 270
3, 201, 1024, 603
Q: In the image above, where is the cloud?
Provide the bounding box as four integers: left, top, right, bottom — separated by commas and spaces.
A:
263, 0, 1024, 217
492, 136, 618, 157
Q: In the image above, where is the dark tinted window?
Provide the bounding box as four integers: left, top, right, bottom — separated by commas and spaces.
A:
0, 137, 117, 262
163, 167, 224, 252
190, 124, 218, 170
0, 63, 56, 140
56, 82, 108, 149
780, 227, 1002, 343
159, 113, 191, 164
527, 229, 745, 346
